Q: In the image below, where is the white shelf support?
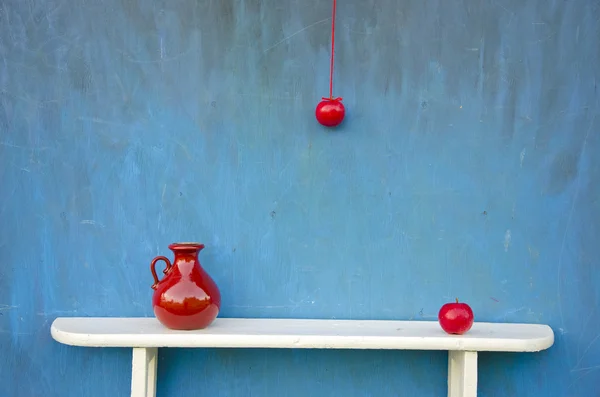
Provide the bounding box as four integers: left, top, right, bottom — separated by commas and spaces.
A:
50, 317, 554, 397
131, 347, 158, 397
448, 351, 477, 397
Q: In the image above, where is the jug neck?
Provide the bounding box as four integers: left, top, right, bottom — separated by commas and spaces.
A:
169, 242, 204, 259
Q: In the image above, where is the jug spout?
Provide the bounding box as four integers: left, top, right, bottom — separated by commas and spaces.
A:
168, 242, 205, 252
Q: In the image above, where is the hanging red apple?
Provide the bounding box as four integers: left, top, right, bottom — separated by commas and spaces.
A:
438, 298, 474, 335
316, 0, 344, 128
316, 97, 345, 127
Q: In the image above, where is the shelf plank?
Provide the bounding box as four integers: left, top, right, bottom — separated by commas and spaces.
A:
51, 317, 554, 352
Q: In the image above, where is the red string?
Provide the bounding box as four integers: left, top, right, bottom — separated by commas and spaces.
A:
328, 0, 338, 101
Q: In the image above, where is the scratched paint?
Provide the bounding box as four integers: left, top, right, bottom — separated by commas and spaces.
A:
0, 0, 599, 396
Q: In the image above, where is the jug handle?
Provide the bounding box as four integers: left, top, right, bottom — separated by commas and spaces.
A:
150, 256, 172, 290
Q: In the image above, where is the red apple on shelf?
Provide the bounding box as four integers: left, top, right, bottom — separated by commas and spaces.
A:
438, 298, 474, 335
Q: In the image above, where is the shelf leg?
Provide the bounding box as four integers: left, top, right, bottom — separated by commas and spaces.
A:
131, 347, 158, 397
448, 351, 477, 397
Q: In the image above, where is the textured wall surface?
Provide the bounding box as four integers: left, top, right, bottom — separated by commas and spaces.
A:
1, 0, 599, 396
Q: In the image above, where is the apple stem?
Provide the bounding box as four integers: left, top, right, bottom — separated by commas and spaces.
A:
455, 298, 459, 303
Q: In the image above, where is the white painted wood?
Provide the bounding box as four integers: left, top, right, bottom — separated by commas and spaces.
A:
51, 317, 554, 352
448, 351, 477, 397
131, 347, 157, 397
51, 317, 554, 397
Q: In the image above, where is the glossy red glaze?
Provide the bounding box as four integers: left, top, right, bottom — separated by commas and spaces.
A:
315, 98, 345, 127
438, 298, 474, 335
150, 243, 221, 330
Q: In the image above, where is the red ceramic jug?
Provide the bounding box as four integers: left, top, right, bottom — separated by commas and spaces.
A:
150, 242, 221, 330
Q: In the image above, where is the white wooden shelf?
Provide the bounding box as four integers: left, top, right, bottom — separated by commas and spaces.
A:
51, 317, 554, 397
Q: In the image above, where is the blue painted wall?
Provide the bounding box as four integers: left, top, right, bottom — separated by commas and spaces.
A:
1, 0, 599, 395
